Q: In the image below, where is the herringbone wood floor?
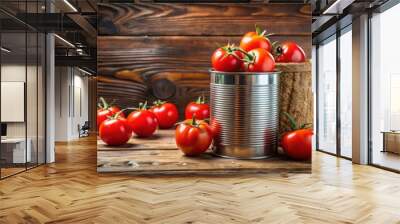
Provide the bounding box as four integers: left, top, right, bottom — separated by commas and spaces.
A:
1, 136, 400, 224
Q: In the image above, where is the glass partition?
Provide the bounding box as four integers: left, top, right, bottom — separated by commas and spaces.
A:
1, 26, 28, 178
0, 0, 46, 179
339, 27, 352, 158
317, 35, 337, 154
370, 3, 400, 171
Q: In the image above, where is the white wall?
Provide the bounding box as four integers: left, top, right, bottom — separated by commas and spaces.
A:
1, 65, 32, 137
1, 63, 46, 164
54, 67, 89, 141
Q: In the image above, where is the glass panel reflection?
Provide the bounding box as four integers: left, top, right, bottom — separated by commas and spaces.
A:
339, 28, 352, 158
318, 37, 337, 154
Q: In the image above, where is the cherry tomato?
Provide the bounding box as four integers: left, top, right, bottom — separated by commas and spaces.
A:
210, 118, 222, 146
185, 96, 210, 120
99, 116, 132, 146
281, 112, 313, 160
242, 48, 275, 72
281, 129, 313, 161
150, 100, 179, 129
211, 44, 244, 72
175, 117, 213, 156
239, 26, 272, 52
275, 41, 306, 63
97, 97, 124, 129
127, 102, 158, 138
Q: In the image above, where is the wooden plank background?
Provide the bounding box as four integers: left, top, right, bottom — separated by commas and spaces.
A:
98, 2, 311, 117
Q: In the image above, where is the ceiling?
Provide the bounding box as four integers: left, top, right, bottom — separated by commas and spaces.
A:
1, 0, 392, 71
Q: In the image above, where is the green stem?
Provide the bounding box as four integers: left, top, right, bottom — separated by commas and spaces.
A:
283, 112, 298, 131
112, 109, 127, 119
196, 96, 203, 104
191, 115, 197, 126
153, 100, 166, 107
138, 101, 148, 110
100, 97, 108, 109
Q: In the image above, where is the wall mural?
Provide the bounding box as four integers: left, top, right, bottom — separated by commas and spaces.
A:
97, 2, 312, 174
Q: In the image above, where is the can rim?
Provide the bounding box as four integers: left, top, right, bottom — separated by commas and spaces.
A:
209, 69, 281, 75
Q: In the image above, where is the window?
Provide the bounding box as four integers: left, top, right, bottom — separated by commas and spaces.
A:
370, 3, 400, 171
317, 36, 337, 154
316, 25, 353, 159
339, 27, 352, 158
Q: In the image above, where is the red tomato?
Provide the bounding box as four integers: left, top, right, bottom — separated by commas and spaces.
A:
175, 117, 213, 156
150, 100, 179, 129
97, 97, 124, 128
210, 118, 221, 139
127, 102, 158, 138
275, 41, 306, 63
239, 26, 272, 52
242, 48, 275, 72
185, 96, 210, 120
99, 117, 132, 146
281, 129, 313, 161
211, 44, 244, 72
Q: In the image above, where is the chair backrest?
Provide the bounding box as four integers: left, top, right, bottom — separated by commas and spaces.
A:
82, 121, 90, 129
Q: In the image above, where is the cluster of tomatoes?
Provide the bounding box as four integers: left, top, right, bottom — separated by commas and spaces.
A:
97, 97, 214, 156
211, 26, 306, 73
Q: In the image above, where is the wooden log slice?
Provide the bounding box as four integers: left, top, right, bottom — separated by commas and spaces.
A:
276, 62, 313, 135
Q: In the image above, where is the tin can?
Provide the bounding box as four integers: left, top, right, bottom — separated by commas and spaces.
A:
210, 70, 280, 159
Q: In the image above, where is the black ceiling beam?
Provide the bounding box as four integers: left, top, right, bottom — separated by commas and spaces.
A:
55, 55, 96, 71
12, 13, 82, 32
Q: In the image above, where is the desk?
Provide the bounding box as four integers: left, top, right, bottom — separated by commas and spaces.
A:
1, 138, 31, 163
382, 131, 400, 154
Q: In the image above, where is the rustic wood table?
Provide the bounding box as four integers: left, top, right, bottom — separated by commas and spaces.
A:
97, 130, 311, 175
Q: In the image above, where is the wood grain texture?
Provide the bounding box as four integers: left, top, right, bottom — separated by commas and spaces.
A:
98, 36, 311, 77
97, 2, 312, 119
97, 129, 176, 151
2, 137, 400, 223
97, 36, 311, 116
98, 3, 311, 36
97, 130, 310, 174
277, 62, 313, 135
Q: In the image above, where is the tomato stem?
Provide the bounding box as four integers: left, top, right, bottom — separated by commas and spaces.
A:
99, 97, 108, 109
153, 100, 166, 107
283, 112, 312, 131
196, 96, 205, 104
112, 110, 124, 119
221, 44, 245, 61
283, 112, 298, 131
242, 51, 256, 66
191, 115, 198, 126
255, 24, 271, 39
139, 101, 148, 110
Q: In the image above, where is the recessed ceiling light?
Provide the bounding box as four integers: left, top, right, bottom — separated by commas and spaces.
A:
1, 47, 11, 53
54, 34, 75, 48
78, 67, 93, 76
323, 0, 355, 15
63, 0, 78, 12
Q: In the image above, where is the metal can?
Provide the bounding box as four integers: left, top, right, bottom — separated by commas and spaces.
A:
210, 70, 280, 159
